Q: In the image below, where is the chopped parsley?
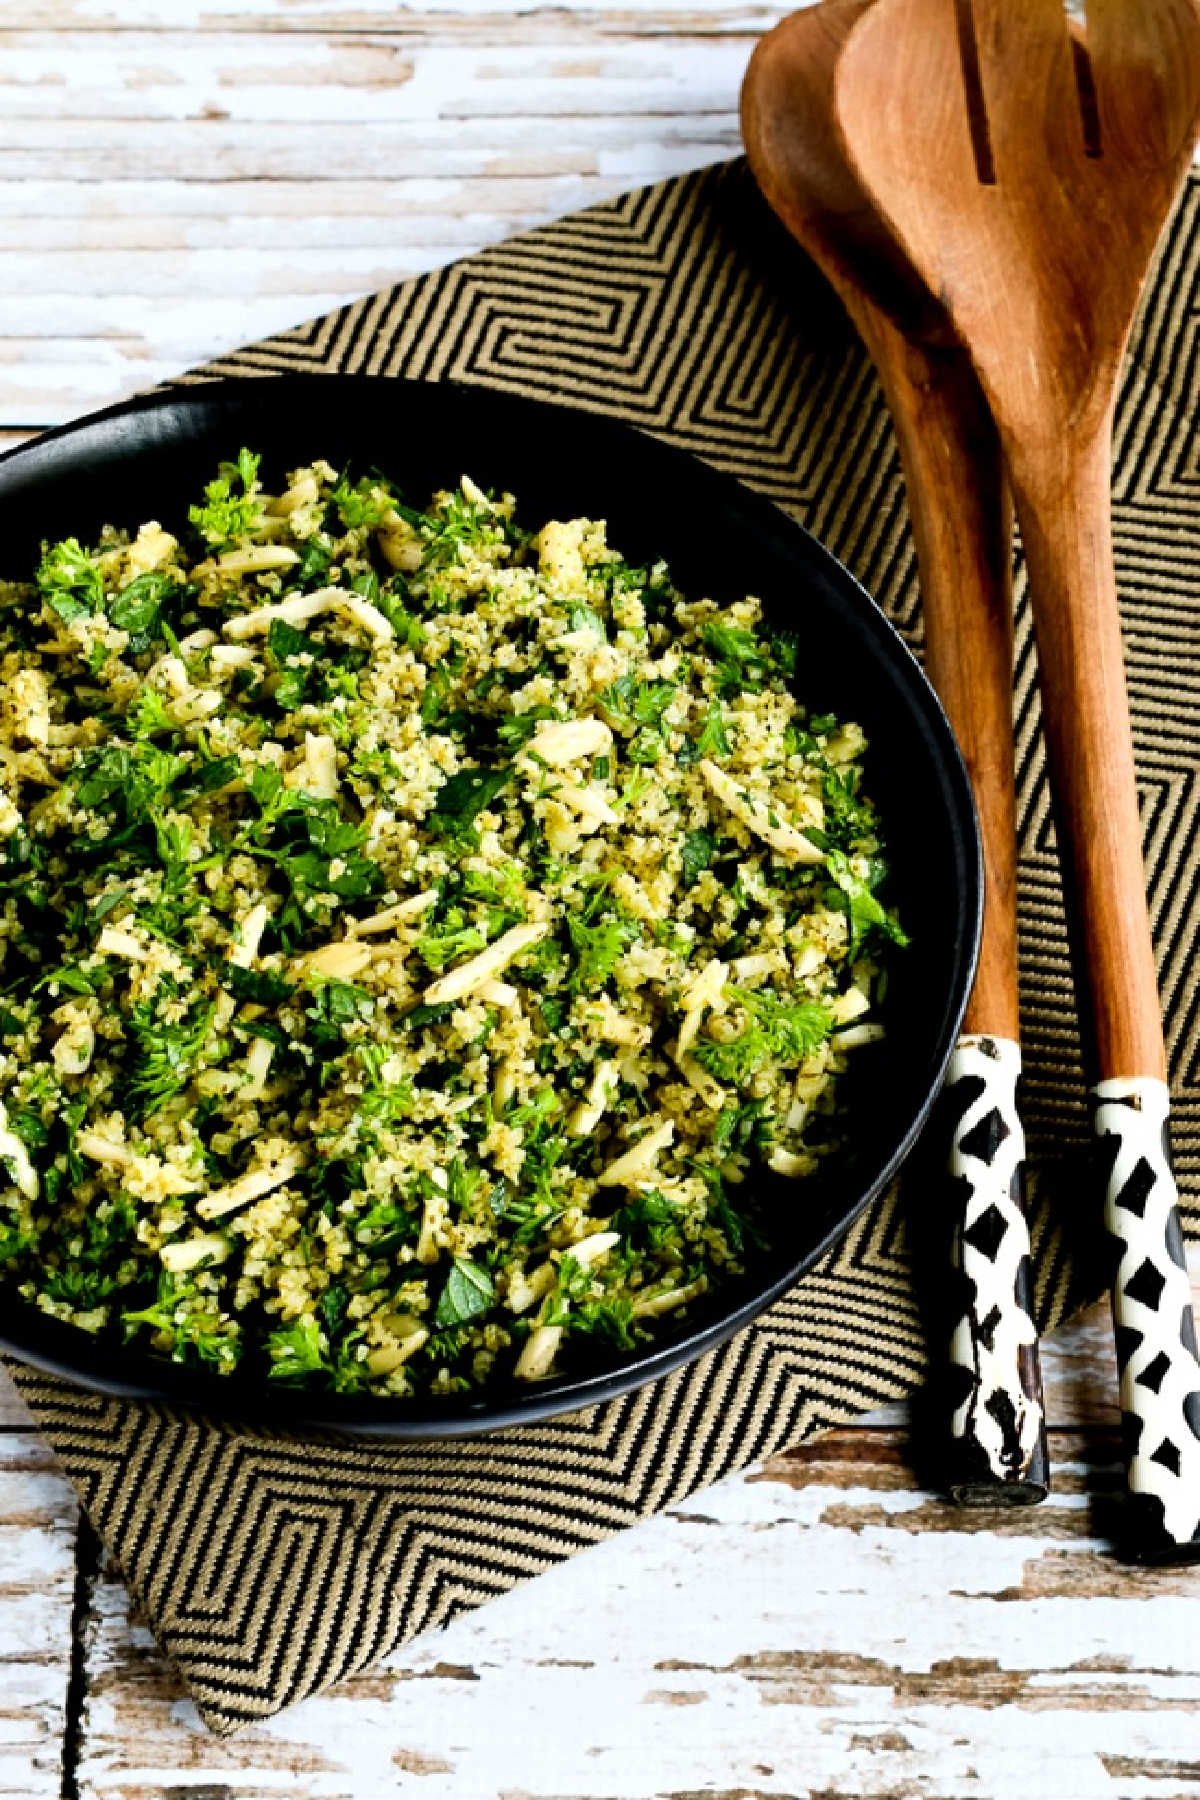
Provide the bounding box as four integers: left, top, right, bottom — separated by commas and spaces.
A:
0, 453, 903, 1404
693, 990, 833, 1087
188, 447, 263, 548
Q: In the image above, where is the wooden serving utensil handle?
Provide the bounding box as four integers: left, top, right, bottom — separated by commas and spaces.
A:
884, 343, 1047, 1503
1013, 423, 1200, 1560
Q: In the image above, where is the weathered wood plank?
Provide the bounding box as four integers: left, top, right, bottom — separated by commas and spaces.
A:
0, 37, 756, 125
0, 177, 660, 235
73, 1427, 1200, 1800
9, 1, 787, 28
0, 116, 740, 184
0, 1435, 77, 1797
0, 1370, 35, 1432
0, 17, 765, 420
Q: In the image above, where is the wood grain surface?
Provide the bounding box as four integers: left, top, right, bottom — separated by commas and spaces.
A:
5, 1266, 1199, 1799
0, 0, 775, 423
5, 4, 1200, 1794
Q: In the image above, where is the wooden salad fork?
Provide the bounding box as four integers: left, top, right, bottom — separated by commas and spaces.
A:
741, 0, 1049, 1505
837, 0, 1200, 1560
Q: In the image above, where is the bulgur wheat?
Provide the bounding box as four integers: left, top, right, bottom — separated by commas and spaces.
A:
0, 449, 907, 1397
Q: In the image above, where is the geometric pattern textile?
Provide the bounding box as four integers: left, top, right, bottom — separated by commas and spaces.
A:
9, 159, 1200, 1733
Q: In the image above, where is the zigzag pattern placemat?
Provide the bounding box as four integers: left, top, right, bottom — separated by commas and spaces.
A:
10, 158, 1200, 1734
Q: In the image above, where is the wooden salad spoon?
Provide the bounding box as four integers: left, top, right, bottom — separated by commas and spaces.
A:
741, 0, 1049, 1505
837, 0, 1200, 1561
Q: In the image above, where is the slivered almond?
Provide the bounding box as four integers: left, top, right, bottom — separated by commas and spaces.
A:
596, 1117, 675, 1189
229, 903, 270, 970
0, 1104, 38, 1199
631, 1278, 706, 1319
768, 1147, 814, 1177
567, 1059, 621, 1137
196, 1150, 306, 1221
366, 1326, 429, 1376
523, 717, 612, 766
285, 731, 338, 802
478, 978, 518, 1008
423, 922, 547, 1007
194, 545, 300, 578
672, 1050, 726, 1111
554, 779, 619, 828
223, 584, 394, 645
295, 940, 373, 983
676, 956, 728, 1056
264, 475, 319, 516
160, 1234, 229, 1274
514, 1324, 563, 1381
506, 1261, 556, 1315
565, 1229, 620, 1269
699, 760, 824, 864
832, 1022, 885, 1049
348, 892, 437, 936
97, 926, 148, 962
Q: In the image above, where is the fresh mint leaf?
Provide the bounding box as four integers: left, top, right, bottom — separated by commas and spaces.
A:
680, 828, 717, 885
824, 849, 909, 954
109, 571, 174, 651
221, 963, 294, 1007
434, 1255, 495, 1327
428, 765, 512, 839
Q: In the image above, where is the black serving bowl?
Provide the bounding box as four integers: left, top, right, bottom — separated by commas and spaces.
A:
0, 375, 981, 1437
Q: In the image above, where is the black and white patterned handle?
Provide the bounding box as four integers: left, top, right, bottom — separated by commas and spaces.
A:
1094, 1078, 1200, 1562
943, 1035, 1049, 1505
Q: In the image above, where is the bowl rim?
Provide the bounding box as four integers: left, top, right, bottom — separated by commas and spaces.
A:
0, 373, 983, 1438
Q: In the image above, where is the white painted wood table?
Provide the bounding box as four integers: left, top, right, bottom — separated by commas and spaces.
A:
4, 5, 1200, 1795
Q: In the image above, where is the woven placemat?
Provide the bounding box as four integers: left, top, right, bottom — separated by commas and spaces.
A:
10, 158, 1200, 1736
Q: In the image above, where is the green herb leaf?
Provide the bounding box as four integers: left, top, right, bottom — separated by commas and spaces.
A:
567, 913, 638, 990
434, 1255, 495, 1327
702, 621, 796, 696
109, 571, 174, 651
174, 753, 241, 801
602, 674, 676, 730
680, 701, 730, 766
37, 537, 104, 619
266, 1315, 329, 1382
221, 963, 294, 1007
127, 688, 176, 740
497, 706, 558, 750
680, 828, 717, 884
352, 1198, 418, 1257
74, 742, 185, 819
568, 603, 606, 640
692, 989, 833, 1086
304, 978, 372, 1049
428, 765, 512, 840
122, 993, 215, 1118
824, 849, 909, 954
189, 448, 262, 548
332, 474, 391, 530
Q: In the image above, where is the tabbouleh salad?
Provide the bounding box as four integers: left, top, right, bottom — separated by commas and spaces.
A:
0, 449, 906, 1397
